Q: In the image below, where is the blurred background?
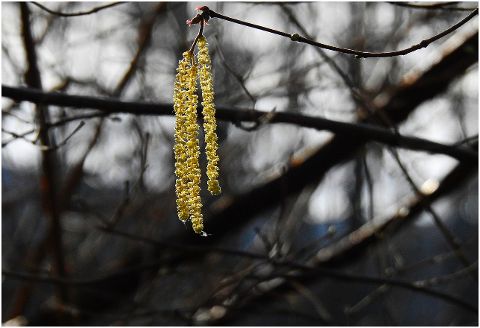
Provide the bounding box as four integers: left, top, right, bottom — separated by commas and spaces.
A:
2, 2, 478, 325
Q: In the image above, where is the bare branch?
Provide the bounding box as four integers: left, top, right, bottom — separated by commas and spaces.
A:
389, 2, 477, 11
31, 2, 126, 17
207, 7, 478, 58
2, 85, 477, 162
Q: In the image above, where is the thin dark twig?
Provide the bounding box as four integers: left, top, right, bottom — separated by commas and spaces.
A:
213, 36, 256, 105
454, 134, 478, 146
389, 2, 477, 11
344, 284, 391, 315
31, 1, 126, 17
139, 132, 150, 191
2, 128, 36, 147
48, 112, 109, 127
391, 1, 460, 8
2, 259, 166, 287
414, 261, 478, 287
2, 121, 85, 151
208, 7, 478, 58
48, 121, 85, 151
288, 226, 337, 261
105, 160, 149, 228
2, 109, 33, 124
398, 241, 477, 273
288, 280, 333, 322
346, 254, 478, 315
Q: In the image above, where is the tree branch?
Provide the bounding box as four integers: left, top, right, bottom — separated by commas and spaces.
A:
389, 2, 477, 11
2, 85, 476, 162
207, 7, 478, 58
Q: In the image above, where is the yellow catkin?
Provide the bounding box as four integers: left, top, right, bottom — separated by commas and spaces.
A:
172, 35, 221, 235
173, 52, 191, 222
173, 52, 204, 234
197, 36, 221, 195
184, 63, 204, 233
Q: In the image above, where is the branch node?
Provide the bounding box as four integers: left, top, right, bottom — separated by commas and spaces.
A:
290, 33, 300, 41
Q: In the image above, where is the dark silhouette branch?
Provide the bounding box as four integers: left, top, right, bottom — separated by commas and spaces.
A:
206, 7, 478, 58
389, 2, 477, 11
2, 85, 477, 162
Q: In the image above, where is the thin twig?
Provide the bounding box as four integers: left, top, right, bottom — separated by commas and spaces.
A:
213, 36, 256, 106
389, 2, 477, 11
3, 121, 85, 151
454, 134, 478, 146
99, 225, 269, 261
2, 259, 166, 287
48, 112, 109, 127
105, 161, 149, 228
31, 1, 126, 17
2, 109, 33, 124
48, 121, 85, 151
208, 7, 478, 58
2, 128, 37, 147
188, 19, 204, 54
346, 253, 478, 315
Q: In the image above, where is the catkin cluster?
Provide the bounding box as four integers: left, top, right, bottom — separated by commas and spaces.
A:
173, 37, 221, 235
